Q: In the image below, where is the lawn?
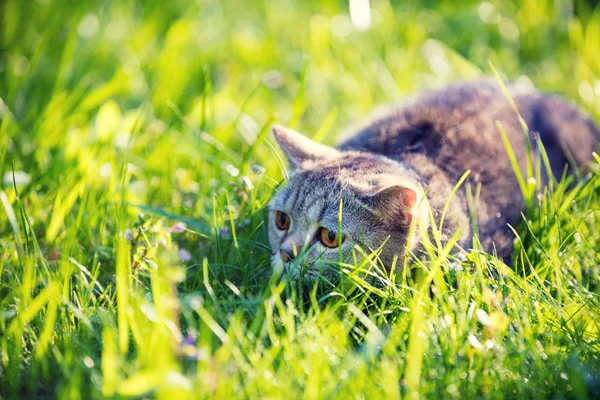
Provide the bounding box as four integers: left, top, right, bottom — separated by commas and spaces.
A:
1, 0, 600, 398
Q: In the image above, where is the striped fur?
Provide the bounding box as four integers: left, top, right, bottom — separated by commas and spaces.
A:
269, 79, 600, 278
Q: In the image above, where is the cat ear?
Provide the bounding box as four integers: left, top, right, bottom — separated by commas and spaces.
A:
272, 124, 340, 170
363, 186, 418, 228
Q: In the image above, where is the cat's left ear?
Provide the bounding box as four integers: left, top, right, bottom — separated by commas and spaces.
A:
362, 186, 418, 228
272, 124, 340, 170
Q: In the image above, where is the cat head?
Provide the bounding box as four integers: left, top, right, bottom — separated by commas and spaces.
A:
268, 125, 428, 279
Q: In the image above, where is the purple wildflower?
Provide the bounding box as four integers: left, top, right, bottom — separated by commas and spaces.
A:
181, 331, 199, 360
184, 332, 197, 346
179, 248, 192, 262
170, 222, 187, 233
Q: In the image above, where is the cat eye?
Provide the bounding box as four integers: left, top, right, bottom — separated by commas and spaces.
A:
319, 227, 340, 248
275, 211, 291, 230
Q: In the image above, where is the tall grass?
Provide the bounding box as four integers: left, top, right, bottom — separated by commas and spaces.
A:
1, 0, 599, 398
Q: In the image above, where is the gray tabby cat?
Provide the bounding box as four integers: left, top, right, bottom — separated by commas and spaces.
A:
268, 80, 599, 278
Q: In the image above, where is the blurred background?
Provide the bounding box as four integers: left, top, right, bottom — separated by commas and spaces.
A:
2, 0, 599, 143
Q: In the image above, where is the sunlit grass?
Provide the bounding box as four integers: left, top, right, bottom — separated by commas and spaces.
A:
1, 0, 600, 398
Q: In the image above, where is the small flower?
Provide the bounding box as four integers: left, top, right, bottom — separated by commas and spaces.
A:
179, 248, 192, 262
123, 229, 133, 241
170, 222, 187, 233
219, 228, 231, 239
181, 331, 199, 360
183, 332, 197, 346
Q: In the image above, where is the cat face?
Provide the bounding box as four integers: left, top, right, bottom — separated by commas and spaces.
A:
268, 125, 427, 279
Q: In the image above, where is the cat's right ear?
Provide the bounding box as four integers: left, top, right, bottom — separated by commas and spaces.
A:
272, 124, 340, 170
361, 186, 418, 229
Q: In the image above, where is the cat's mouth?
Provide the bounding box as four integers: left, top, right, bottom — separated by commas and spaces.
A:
270, 249, 340, 281
270, 254, 301, 279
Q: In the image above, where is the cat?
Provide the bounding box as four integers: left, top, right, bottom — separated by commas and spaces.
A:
267, 79, 600, 279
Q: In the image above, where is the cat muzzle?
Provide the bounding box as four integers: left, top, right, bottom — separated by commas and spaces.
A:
279, 248, 296, 263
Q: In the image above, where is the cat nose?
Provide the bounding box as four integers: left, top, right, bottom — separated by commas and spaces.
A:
279, 247, 296, 263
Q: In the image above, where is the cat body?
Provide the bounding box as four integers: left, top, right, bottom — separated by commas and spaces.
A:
268, 80, 599, 278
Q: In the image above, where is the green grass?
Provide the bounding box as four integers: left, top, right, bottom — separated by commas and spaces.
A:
1, 0, 600, 398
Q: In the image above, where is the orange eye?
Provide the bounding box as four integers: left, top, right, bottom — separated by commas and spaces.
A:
275, 211, 291, 230
320, 228, 340, 248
